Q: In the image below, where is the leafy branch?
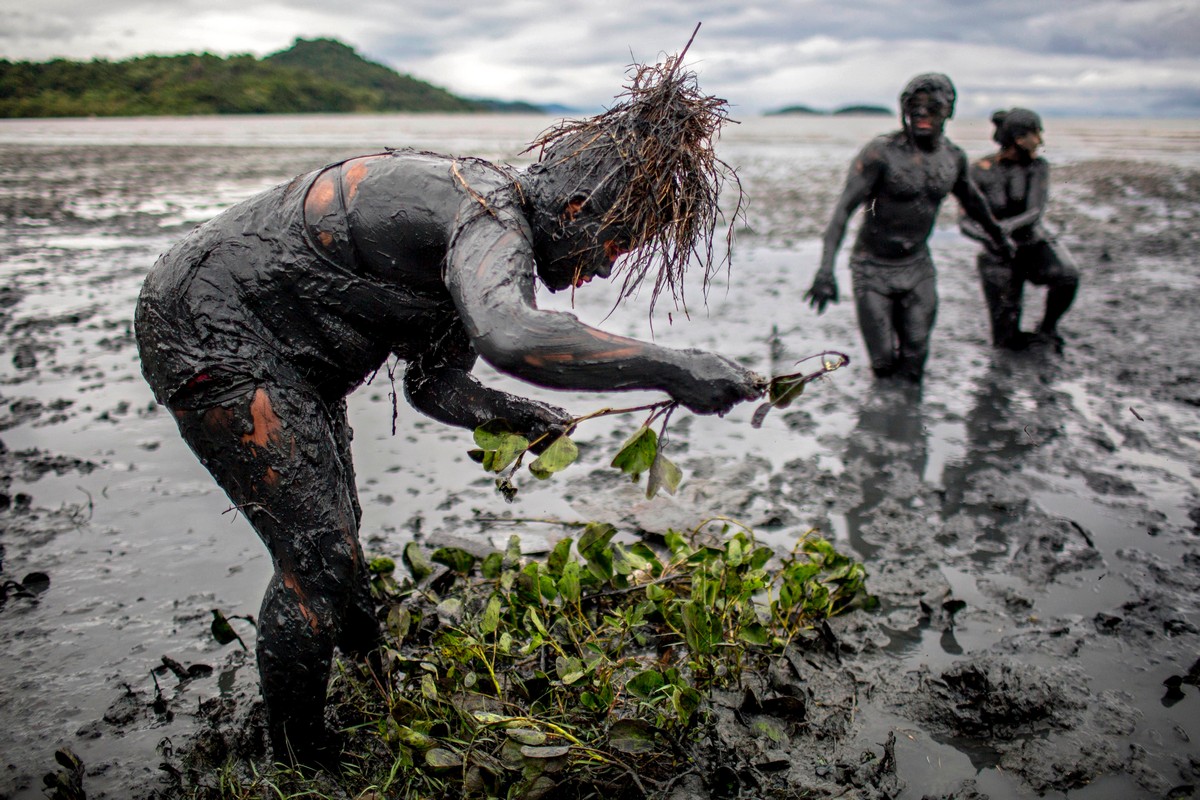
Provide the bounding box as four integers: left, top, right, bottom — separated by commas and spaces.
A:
469, 351, 849, 501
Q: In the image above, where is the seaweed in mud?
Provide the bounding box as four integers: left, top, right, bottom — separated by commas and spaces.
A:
159, 522, 879, 799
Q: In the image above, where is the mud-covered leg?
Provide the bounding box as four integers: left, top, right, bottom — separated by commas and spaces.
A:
1035, 240, 1079, 339
853, 283, 901, 378
171, 382, 373, 765
895, 276, 938, 383
328, 399, 381, 658
978, 253, 1024, 348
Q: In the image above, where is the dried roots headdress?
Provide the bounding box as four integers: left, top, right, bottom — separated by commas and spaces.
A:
524, 27, 744, 313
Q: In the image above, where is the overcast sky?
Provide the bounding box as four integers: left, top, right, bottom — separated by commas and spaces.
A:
3, 0, 1199, 117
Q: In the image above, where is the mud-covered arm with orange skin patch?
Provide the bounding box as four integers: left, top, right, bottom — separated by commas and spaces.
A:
402, 318, 572, 444
444, 203, 761, 416
952, 150, 1016, 257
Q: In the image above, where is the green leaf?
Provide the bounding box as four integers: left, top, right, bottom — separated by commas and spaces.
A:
610, 426, 658, 480
480, 551, 503, 580
671, 686, 703, 726
520, 745, 570, 759
626, 669, 666, 699
608, 719, 658, 754
368, 556, 396, 575
578, 523, 617, 559
681, 600, 717, 655
209, 609, 246, 650
386, 605, 411, 642
505, 728, 547, 746
421, 672, 438, 702
664, 529, 690, 558
557, 561, 581, 605
431, 546, 476, 575
424, 747, 460, 771
528, 435, 578, 479
393, 724, 437, 750
645, 450, 683, 499
768, 375, 806, 409
403, 542, 433, 582
480, 593, 502, 635
739, 622, 770, 646
629, 542, 665, 577
546, 537, 572, 578
612, 543, 650, 577
472, 420, 529, 473
556, 656, 586, 685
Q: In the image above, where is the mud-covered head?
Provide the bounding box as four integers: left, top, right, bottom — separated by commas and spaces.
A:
521, 50, 742, 309
991, 107, 1044, 149
900, 73, 956, 146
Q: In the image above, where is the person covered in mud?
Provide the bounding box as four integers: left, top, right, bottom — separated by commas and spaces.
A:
959, 108, 1079, 351
134, 56, 761, 763
804, 73, 1015, 382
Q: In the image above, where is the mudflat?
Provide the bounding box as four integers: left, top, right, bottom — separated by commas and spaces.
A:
1, 115, 1198, 799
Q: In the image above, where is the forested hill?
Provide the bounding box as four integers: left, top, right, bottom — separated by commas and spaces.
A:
0, 37, 544, 117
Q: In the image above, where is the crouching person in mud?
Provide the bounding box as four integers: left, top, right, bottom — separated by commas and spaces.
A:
804, 73, 1015, 383
134, 55, 761, 765
960, 107, 1080, 351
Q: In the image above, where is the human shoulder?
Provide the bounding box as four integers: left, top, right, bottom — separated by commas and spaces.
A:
858, 131, 902, 157
941, 137, 968, 162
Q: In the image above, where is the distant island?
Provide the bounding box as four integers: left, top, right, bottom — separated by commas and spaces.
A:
766, 104, 892, 117
0, 38, 548, 118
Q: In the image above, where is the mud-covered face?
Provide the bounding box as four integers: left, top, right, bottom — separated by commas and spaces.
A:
534, 194, 634, 292
1014, 128, 1043, 157
902, 91, 951, 143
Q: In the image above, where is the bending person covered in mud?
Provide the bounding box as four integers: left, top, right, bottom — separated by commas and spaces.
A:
804, 73, 1014, 382
960, 108, 1079, 351
134, 56, 760, 763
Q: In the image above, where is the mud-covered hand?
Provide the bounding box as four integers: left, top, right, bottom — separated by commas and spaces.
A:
804, 273, 839, 314
995, 230, 1018, 260
671, 351, 765, 416
509, 398, 573, 453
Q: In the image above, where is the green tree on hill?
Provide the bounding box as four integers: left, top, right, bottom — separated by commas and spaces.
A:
0, 37, 542, 118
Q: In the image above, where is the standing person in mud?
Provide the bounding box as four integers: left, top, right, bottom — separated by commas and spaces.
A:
960, 108, 1079, 351
134, 55, 761, 764
804, 73, 1015, 382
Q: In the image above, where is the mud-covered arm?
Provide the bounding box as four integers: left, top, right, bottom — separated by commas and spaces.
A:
806, 144, 880, 313
958, 210, 992, 245
998, 159, 1050, 239
818, 144, 881, 275
444, 206, 760, 416
402, 320, 571, 441
953, 153, 1015, 256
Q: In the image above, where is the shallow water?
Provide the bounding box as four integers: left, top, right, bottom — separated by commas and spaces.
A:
1, 114, 1198, 798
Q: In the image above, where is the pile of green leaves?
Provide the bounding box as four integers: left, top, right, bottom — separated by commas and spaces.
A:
289, 522, 876, 799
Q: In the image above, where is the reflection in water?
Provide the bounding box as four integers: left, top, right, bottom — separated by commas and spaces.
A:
940, 351, 1064, 568
841, 378, 928, 560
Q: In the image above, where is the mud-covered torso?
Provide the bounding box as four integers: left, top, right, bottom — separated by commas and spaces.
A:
139, 150, 525, 400
971, 155, 1048, 225
853, 131, 965, 260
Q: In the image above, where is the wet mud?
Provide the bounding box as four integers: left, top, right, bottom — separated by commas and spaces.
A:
1, 117, 1198, 799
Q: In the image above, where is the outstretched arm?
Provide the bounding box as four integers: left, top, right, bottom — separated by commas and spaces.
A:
806, 144, 880, 313
444, 202, 760, 416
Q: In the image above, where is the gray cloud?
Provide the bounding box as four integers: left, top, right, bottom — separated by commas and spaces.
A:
1, 0, 1197, 116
